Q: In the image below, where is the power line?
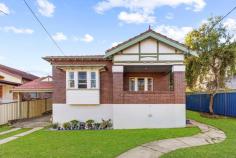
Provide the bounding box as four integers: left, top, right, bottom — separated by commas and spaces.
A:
0, 9, 8, 15
22, 0, 65, 55
209, 6, 236, 32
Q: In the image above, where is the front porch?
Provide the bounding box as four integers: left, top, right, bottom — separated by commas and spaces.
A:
112, 65, 185, 104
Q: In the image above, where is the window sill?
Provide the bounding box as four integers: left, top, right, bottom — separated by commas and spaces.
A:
67, 88, 99, 90
123, 91, 174, 94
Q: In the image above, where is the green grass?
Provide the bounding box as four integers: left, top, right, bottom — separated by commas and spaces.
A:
0, 128, 31, 140
0, 126, 199, 158
162, 110, 236, 158
0, 125, 11, 133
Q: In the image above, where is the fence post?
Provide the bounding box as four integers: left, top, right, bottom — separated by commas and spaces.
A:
45, 99, 47, 112
27, 101, 30, 118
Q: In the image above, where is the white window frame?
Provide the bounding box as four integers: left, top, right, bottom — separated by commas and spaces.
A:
90, 71, 97, 89
68, 71, 75, 88
129, 77, 153, 92
67, 70, 99, 90
78, 71, 87, 89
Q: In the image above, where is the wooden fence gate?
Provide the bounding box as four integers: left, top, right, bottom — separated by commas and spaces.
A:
0, 98, 52, 125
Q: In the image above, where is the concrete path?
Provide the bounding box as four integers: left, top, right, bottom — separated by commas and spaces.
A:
117, 120, 226, 158
0, 127, 43, 145
0, 128, 21, 136
12, 115, 51, 128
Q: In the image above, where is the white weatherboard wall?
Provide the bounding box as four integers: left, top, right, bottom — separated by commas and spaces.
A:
53, 104, 186, 129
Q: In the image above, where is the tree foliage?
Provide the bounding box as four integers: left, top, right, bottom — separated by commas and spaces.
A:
185, 16, 236, 113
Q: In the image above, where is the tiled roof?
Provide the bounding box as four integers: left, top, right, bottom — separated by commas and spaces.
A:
13, 76, 53, 91
0, 64, 38, 81
43, 55, 107, 62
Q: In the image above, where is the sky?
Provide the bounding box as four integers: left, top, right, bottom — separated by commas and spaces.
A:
0, 0, 236, 77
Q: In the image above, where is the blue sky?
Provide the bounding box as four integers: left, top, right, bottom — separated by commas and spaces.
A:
0, 0, 236, 76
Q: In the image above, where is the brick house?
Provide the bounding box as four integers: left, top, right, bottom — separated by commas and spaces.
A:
44, 29, 189, 129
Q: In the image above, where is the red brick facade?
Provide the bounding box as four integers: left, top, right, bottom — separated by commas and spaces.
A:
51, 59, 185, 104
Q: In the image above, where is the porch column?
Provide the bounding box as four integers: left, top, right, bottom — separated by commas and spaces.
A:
172, 65, 186, 104
112, 66, 124, 104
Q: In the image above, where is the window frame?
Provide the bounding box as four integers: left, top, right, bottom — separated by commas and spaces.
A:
90, 71, 97, 89
129, 77, 153, 92
78, 71, 87, 89
68, 71, 75, 88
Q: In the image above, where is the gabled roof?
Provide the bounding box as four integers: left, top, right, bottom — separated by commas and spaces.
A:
105, 29, 190, 58
0, 64, 38, 81
13, 76, 53, 92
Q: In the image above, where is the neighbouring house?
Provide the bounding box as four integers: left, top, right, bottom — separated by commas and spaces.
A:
0, 64, 38, 103
44, 29, 190, 129
12, 76, 53, 101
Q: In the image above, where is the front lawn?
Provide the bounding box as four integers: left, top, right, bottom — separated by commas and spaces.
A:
162, 111, 236, 158
0, 125, 199, 158
0, 125, 11, 133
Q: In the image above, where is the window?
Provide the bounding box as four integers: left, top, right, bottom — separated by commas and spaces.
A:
78, 72, 87, 89
129, 78, 135, 91
129, 77, 153, 92
147, 78, 153, 91
90, 72, 96, 88
68, 72, 75, 88
137, 78, 145, 91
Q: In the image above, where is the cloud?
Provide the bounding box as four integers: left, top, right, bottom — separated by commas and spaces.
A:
95, 0, 206, 14
223, 18, 236, 40
0, 3, 10, 15
80, 34, 94, 42
165, 13, 174, 20
0, 26, 34, 34
37, 0, 55, 17
118, 11, 155, 24
155, 25, 193, 42
52, 32, 67, 41
111, 41, 122, 47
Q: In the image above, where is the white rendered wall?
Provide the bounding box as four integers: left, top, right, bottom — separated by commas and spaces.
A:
53, 104, 186, 129
53, 104, 113, 124
66, 89, 100, 105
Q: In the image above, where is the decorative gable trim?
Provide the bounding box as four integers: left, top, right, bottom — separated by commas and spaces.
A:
105, 30, 190, 58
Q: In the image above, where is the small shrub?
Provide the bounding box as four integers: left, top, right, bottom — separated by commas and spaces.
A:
86, 119, 95, 129
79, 122, 86, 130
63, 122, 71, 130
94, 123, 101, 130
100, 119, 112, 129
70, 120, 79, 130
52, 123, 59, 129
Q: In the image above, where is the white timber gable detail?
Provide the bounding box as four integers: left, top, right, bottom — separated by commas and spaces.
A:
112, 37, 185, 64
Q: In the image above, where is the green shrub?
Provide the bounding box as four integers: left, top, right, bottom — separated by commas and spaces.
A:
52, 123, 59, 129
86, 119, 95, 129
70, 120, 79, 129
63, 122, 71, 130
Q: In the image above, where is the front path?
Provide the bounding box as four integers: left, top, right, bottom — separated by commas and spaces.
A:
117, 120, 226, 158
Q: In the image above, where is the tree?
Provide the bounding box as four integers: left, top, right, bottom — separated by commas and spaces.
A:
185, 16, 236, 114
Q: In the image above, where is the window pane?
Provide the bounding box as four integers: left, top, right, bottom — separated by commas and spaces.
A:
69, 80, 75, 88
129, 78, 135, 91
91, 72, 96, 80
78, 84, 87, 88
69, 72, 74, 80
91, 80, 96, 88
138, 78, 145, 91
148, 78, 153, 91
78, 72, 87, 89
